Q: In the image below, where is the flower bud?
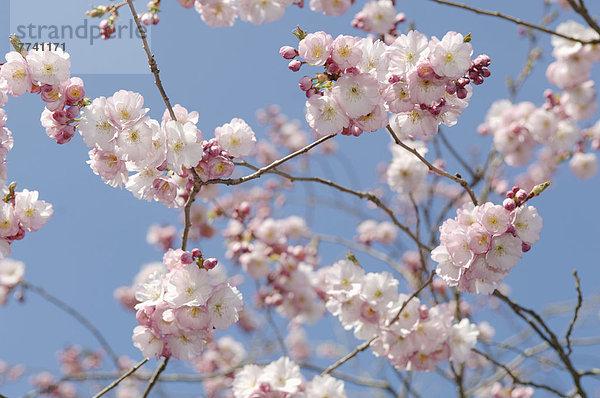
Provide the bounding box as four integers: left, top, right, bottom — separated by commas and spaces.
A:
203, 257, 218, 269
503, 198, 516, 211
279, 46, 298, 60
515, 189, 528, 202
288, 60, 302, 72
298, 76, 312, 91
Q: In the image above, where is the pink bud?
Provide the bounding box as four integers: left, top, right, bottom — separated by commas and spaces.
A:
52, 110, 70, 124
456, 87, 468, 99
305, 88, 318, 98
388, 74, 401, 84
506, 190, 515, 199
503, 198, 516, 211
55, 125, 75, 144
65, 106, 80, 119
516, 189, 528, 202
446, 81, 457, 95
180, 251, 193, 264
327, 62, 341, 74
522, 242, 531, 252
512, 186, 520, 193
203, 257, 218, 269
299, 76, 312, 91
288, 60, 302, 72
279, 46, 298, 60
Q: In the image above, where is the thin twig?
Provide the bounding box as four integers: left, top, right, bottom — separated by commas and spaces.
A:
321, 337, 378, 375
299, 362, 397, 396
20, 281, 120, 367
91, 359, 149, 398
315, 233, 416, 284
438, 129, 476, 179
387, 125, 478, 205
429, 0, 600, 45
389, 271, 435, 325
472, 348, 567, 397
235, 160, 431, 251
181, 169, 202, 251
493, 290, 587, 397
565, 0, 600, 38
142, 357, 170, 398
126, 0, 177, 120
203, 134, 337, 187
265, 306, 288, 356
566, 270, 583, 356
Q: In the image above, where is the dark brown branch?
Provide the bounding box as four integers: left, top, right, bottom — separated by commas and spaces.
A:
472, 348, 567, 397
565, 0, 600, 38
234, 160, 432, 252
493, 290, 587, 397
566, 270, 583, 356
387, 125, 478, 205
389, 271, 435, 325
203, 134, 337, 187
429, 0, 600, 45
126, 0, 177, 120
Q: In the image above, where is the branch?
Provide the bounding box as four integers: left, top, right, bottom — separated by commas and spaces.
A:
493, 290, 587, 397
235, 160, 432, 252
565, 0, 600, 38
472, 348, 567, 397
299, 362, 397, 396
126, 0, 177, 120
321, 337, 377, 375
389, 271, 435, 325
203, 134, 337, 187
429, 0, 600, 45
438, 129, 477, 179
387, 125, 478, 205
142, 357, 170, 398
314, 233, 416, 284
565, 270, 583, 356
91, 358, 149, 398
181, 168, 202, 251
20, 281, 120, 368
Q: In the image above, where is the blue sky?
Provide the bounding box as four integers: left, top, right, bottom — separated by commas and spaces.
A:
1, 0, 600, 396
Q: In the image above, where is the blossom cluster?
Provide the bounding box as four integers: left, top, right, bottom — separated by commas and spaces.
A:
282, 29, 490, 138
477, 382, 534, 398
193, 336, 247, 396
431, 190, 543, 295
320, 259, 479, 371
132, 248, 243, 361
386, 139, 430, 202
0, 46, 86, 144
233, 356, 347, 398
78, 93, 256, 208
225, 208, 326, 324
0, 258, 25, 306
355, 219, 397, 245
479, 20, 600, 189
0, 189, 53, 260
351, 0, 405, 37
